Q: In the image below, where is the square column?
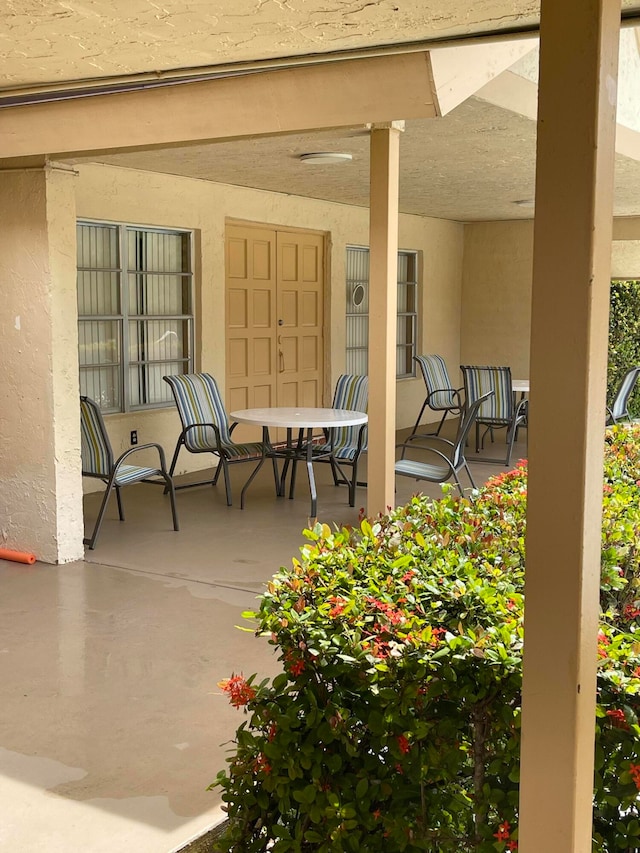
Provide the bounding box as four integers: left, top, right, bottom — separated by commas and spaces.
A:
519, 1, 620, 850
0, 165, 84, 564
367, 122, 403, 515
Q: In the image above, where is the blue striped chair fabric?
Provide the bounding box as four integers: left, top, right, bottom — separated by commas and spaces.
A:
314, 374, 369, 459
607, 366, 640, 424
163, 372, 276, 507
460, 365, 527, 466
310, 374, 368, 507
415, 355, 461, 410
408, 355, 463, 441
163, 373, 264, 458
80, 396, 179, 549
461, 365, 514, 425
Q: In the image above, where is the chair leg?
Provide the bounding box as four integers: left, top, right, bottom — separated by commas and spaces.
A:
240, 456, 267, 510
452, 472, 465, 497
289, 458, 298, 500
407, 399, 429, 440
212, 461, 223, 485
475, 422, 481, 454
84, 479, 116, 550
220, 458, 233, 506
329, 456, 341, 486
505, 424, 517, 467
464, 463, 477, 490
434, 410, 448, 437
348, 460, 358, 507
162, 475, 180, 531
165, 439, 184, 494
115, 486, 125, 521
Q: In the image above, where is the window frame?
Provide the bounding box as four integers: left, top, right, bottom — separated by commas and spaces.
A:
77, 218, 195, 413
345, 244, 419, 379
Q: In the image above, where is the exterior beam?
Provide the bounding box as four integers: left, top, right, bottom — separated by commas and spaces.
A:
367, 122, 402, 516
0, 54, 435, 159
519, 1, 620, 850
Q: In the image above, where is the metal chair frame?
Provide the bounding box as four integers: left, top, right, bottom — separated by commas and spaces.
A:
80, 396, 179, 550
607, 366, 640, 424
163, 373, 277, 507
407, 354, 463, 441
395, 392, 493, 496
460, 365, 528, 467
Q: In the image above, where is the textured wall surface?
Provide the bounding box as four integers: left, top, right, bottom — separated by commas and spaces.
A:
0, 167, 83, 563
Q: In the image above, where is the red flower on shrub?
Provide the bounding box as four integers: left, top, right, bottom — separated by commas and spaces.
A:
623, 603, 640, 620
606, 708, 628, 729
507, 841, 518, 851
218, 674, 256, 708
328, 596, 347, 618
397, 734, 411, 754
629, 763, 640, 790
252, 753, 271, 774
284, 651, 305, 676
494, 820, 511, 842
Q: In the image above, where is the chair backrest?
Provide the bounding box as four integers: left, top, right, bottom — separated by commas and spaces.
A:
450, 391, 494, 469
80, 396, 114, 477
610, 366, 640, 422
330, 374, 369, 451
163, 373, 232, 451
460, 365, 514, 423
414, 355, 458, 410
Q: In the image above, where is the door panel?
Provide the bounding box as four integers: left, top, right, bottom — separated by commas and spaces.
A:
225, 225, 277, 441
226, 224, 324, 438
276, 231, 324, 408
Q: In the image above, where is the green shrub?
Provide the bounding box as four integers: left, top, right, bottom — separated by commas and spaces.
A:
212, 425, 640, 852
609, 280, 640, 419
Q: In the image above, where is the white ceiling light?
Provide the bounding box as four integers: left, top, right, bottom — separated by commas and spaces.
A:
299, 152, 353, 165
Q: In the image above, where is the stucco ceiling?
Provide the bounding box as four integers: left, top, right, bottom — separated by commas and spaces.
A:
70, 95, 640, 222
4, 1, 640, 222
0, 1, 638, 91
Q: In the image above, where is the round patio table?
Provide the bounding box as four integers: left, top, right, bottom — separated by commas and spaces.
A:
229, 407, 368, 521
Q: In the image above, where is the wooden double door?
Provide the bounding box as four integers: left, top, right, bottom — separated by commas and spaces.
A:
225, 223, 325, 435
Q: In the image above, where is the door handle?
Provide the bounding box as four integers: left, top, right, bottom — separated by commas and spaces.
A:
279, 350, 285, 373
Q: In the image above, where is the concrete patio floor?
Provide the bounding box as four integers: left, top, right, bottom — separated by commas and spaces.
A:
0, 425, 528, 852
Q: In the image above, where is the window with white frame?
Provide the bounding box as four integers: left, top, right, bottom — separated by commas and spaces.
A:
345, 246, 418, 377
77, 221, 194, 412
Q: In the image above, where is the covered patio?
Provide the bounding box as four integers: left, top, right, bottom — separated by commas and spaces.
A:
2, 1, 640, 851
0, 431, 528, 852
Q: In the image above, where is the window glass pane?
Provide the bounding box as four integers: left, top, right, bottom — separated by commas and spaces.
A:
127, 229, 190, 274
77, 271, 120, 315
128, 319, 190, 362
77, 223, 119, 269
128, 273, 191, 316
78, 320, 120, 366
79, 366, 121, 412
129, 361, 186, 407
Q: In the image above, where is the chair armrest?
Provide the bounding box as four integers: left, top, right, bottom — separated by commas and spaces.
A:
395, 443, 456, 474
182, 421, 223, 449
426, 387, 463, 409
114, 442, 170, 473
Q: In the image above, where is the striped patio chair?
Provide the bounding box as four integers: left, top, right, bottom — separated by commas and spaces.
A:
460, 365, 528, 467
163, 372, 275, 506
80, 396, 179, 550
395, 391, 493, 496
305, 374, 369, 507
607, 366, 640, 424
407, 355, 463, 441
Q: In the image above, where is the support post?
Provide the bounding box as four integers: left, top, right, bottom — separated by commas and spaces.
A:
367, 122, 403, 516
0, 165, 84, 564
519, 1, 620, 850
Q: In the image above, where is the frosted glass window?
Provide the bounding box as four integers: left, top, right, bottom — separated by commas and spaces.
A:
345, 247, 418, 378
77, 221, 194, 412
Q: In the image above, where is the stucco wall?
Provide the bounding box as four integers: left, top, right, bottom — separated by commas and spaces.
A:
0, 167, 83, 561
74, 164, 464, 490
460, 217, 640, 383
460, 220, 534, 380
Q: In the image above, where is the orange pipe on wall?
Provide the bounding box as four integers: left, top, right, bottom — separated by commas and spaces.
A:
0, 548, 36, 565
